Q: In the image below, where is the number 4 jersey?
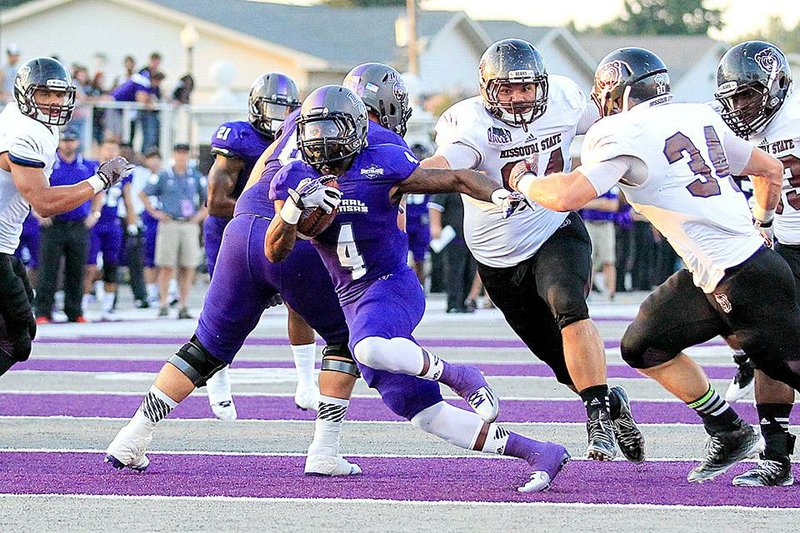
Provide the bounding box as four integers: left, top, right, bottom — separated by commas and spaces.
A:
270, 143, 420, 304
581, 102, 762, 292
749, 88, 800, 245
433, 75, 596, 267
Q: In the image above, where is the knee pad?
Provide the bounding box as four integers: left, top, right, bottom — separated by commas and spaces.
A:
620, 325, 678, 369
321, 343, 360, 377
167, 335, 226, 387
545, 284, 590, 330
352, 337, 387, 369
102, 263, 119, 283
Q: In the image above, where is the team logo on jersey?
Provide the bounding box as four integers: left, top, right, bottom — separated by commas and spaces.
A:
714, 292, 732, 313
360, 164, 384, 178
754, 48, 780, 75
487, 126, 512, 144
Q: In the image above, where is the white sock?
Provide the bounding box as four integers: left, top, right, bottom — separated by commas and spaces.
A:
147, 284, 159, 301
309, 395, 349, 456
410, 401, 486, 450
81, 294, 91, 312
352, 336, 428, 376
168, 278, 178, 298
94, 280, 105, 300
291, 343, 317, 388
136, 385, 178, 426
206, 366, 233, 403
102, 292, 115, 313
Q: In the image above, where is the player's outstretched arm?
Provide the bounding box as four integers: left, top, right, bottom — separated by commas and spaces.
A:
265, 200, 298, 263
508, 158, 600, 212
2, 153, 129, 218
207, 155, 245, 218
396, 167, 492, 202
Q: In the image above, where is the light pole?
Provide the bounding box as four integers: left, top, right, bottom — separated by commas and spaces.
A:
179, 23, 199, 148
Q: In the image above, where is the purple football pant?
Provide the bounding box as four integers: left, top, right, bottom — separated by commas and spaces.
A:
14, 218, 40, 269
203, 215, 229, 278
87, 221, 123, 266
141, 212, 158, 268
406, 220, 431, 262
195, 213, 348, 363
343, 267, 443, 420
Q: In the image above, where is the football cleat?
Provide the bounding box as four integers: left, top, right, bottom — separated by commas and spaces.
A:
294, 383, 320, 411
610, 386, 646, 464
586, 410, 618, 461
732, 458, 794, 487
100, 309, 121, 322
304, 454, 362, 476
725, 359, 755, 402
104, 423, 153, 472
206, 366, 237, 421
448, 365, 499, 423
688, 422, 764, 483
518, 442, 570, 493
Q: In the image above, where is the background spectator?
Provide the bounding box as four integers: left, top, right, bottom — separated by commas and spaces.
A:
580, 188, 620, 300
34, 129, 101, 324
137, 148, 164, 305
13, 211, 41, 288
140, 144, 206, 318
118, 143, 148, 307
0, 43, 21, 101
429, 193, 475, 314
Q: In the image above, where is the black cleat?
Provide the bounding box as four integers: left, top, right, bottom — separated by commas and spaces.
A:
586, 410, 617, 461
610, 386, 646, 464
688, 421, 764, 483
732, 458, 794, 486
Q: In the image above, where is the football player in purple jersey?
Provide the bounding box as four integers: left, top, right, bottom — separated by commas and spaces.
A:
202, 73, 300, 419
104, 66, 423, 478
266, 85, 568, 492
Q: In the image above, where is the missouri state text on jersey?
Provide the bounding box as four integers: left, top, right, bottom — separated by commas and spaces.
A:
434, 75, 596, 267
236, 109, 407, 220
270, 143, 419, 304
750, 89, 800, 245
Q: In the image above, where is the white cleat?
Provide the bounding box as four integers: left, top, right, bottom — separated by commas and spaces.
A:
518, 471, 554, 493
100, 310, 121, 322
304, 454, 362, 476
104, 424, 152, 472
294, 384, 320, 411
206, 366, 237, 420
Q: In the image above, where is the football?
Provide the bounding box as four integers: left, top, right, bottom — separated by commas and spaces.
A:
296, 178, 339, 239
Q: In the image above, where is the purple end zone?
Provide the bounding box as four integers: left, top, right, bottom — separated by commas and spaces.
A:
12, 359, 739, 380
0, 452, 795, 507
1, 393, 795, 425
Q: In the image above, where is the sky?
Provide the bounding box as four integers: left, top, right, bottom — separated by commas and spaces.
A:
263, 0, 800, 41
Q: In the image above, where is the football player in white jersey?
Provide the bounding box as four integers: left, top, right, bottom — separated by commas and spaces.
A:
715, 41, 797, 486
0, 57, 131, 377
511, 46, 800, 483
422, 38, 645, 463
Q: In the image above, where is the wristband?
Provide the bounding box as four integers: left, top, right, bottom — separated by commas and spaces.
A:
279, 199, 303, 225
87, 174, 105, 194
514, 174, 535, 194
752, 204, 775, 225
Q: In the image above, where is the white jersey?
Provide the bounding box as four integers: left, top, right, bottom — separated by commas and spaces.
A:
434, 75, 594, 267
0, 102, 58, 254
582, 102, 762, 292
750, 89, 800, 245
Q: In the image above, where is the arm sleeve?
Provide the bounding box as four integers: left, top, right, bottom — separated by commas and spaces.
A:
723, 131, 756, 176
576, 103, 600, 136
576, 158, 632, 196
435, 142, 480, 170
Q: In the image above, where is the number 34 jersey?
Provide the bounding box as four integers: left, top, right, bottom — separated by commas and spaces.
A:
270, 143, 420, 305
434, 75, 594, 267
582, 102, 762, 292
750, 89, 800, 245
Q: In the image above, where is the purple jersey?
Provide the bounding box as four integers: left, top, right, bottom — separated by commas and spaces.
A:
579, 189, 618, 223
98, 174, 132, 225
111, 73, 152, 102
235, 110, 407, 220
271, 144, 420, 304
210, 120, 271, 200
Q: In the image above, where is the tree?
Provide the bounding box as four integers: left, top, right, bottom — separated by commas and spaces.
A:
599, 0, 723, 36
736, 16, 800, 55
320, 0, 407, 6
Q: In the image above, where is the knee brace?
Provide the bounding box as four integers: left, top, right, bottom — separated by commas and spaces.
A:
620, 324, 679, 369
102, 263, 119, 284
321, 342, 360, 377
167, 335, 226, 387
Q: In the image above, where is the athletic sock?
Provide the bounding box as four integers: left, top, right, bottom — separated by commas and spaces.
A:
418, 349, 446, 381
81, 293, 91, 312
472, 422, 510, 454
687, 385, 741, 434
757, 403, 795, 463
309, 395, 349, 456
102, 292, 115, 313
579, 384, 612, 420
291, 343, 317, 389
146, 283, 159, 302
137, 385, 177, 424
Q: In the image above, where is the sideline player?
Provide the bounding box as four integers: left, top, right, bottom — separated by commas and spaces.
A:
714, 40, 797, 486
266, 85, 568, 493
202, 73, 301, 419
511, 47, 800, 483
0, 57, 130, 376
423, 39, 644, 463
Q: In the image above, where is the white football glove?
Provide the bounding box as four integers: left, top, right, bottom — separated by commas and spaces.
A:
755, 219, 774, 248
97, 156, 134, 190
281, 177, 342, 224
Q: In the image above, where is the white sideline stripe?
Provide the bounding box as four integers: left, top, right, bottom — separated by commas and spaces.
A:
0, 389, 689, 402
0, 493, 795, 512
0, 447, 764, 463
